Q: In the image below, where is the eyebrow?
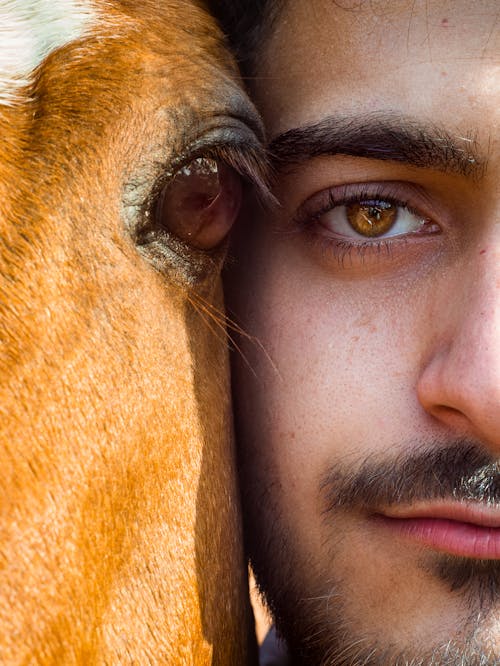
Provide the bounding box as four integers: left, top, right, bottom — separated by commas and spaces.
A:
269, 112, 486, 179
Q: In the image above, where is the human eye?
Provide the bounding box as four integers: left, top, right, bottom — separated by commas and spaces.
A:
293, 182, 441, 260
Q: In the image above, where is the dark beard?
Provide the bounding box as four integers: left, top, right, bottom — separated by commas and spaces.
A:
429, 555, 500, 609
241, 440, 500, 666
321, 442, 500, 510
287, 634, 500, 666
259, 575, 500, 666
322, 441, 500, 605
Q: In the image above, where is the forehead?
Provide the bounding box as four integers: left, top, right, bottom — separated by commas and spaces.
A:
0, 0, 235, 108
0, 0, 94, 105
255, 0, 500, 136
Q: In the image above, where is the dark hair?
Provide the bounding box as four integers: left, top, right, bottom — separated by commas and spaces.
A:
207, 0, 283, 71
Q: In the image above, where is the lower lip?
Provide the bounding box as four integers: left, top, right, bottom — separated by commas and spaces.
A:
376, 516, 500, 559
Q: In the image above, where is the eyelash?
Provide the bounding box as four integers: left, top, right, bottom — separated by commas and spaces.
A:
291, 182, 439, 263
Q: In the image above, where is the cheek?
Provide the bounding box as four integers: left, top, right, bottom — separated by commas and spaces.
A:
235, 230, 433, 482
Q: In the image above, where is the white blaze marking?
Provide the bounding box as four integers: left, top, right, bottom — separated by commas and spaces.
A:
0, 0, 97, 106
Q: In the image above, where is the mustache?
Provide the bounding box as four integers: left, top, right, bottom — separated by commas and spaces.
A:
321, 441, 500, 512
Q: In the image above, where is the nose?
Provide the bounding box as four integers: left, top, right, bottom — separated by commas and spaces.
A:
417, 248, 500, 453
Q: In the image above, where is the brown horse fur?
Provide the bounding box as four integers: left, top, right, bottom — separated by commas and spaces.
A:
0, 1, 269, 662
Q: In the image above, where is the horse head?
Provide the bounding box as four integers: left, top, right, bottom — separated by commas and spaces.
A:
0, 1, 268, 662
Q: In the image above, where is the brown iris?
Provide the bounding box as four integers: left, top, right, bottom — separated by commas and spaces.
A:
155, 157, 242, 250
346, 201, 397, 237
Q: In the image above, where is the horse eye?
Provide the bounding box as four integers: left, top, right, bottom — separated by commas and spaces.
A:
155, 156, 243, 250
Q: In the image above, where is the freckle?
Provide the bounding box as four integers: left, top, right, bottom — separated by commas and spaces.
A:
441, 71, 447, 77
480, 249, 486, 255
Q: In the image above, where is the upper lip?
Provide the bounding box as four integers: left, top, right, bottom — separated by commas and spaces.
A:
378, 501, 500, 528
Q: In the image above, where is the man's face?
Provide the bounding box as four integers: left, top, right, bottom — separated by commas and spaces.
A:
226, 1, 500, 663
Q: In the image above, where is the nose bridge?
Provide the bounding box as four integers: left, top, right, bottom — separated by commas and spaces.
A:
418, 245, 500, 446
457, 246, 500, 363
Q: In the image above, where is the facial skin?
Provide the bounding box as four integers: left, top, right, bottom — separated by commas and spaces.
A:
225, 1, 500, 664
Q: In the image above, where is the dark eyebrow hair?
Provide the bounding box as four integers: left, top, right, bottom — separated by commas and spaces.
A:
269, 112, 486, 179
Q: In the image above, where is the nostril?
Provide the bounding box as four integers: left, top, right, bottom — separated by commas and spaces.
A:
155, 156, 242, 250
426, 403, 468, 426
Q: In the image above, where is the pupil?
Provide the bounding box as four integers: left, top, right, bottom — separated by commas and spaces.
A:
364, 200, 392, 221
346, 200, 397, 237
367, 206, 382, 221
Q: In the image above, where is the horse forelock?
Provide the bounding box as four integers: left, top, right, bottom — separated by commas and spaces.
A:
0, 0, 98, 107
